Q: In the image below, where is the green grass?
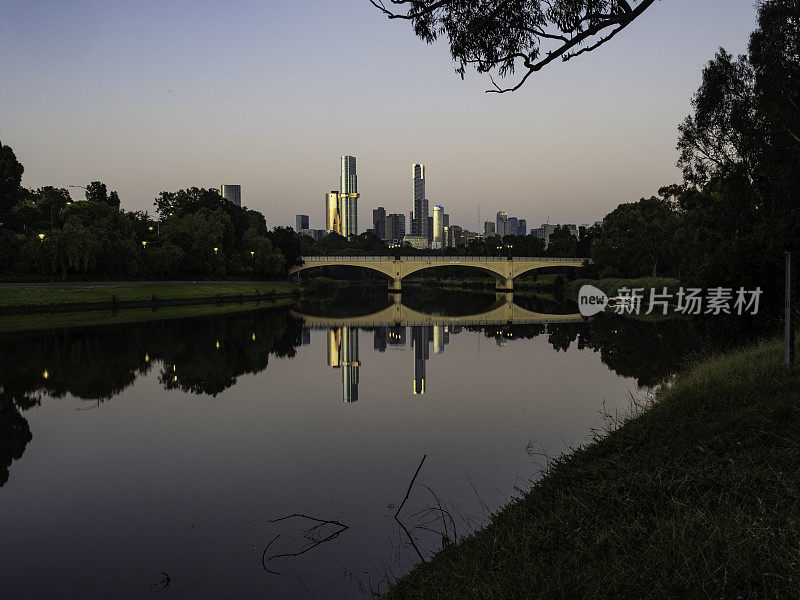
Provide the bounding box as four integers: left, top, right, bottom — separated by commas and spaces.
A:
0, 297, 295, 332
0, 282, 298, 309
385, 337, 800, 599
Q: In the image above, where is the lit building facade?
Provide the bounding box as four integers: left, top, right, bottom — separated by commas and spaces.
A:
220, 184, 241, 207
411, 164, 429, 240
340, 156, 359, 237
432, 205, 445, 249
386, 213, 406, 243
325, 191, 341, 235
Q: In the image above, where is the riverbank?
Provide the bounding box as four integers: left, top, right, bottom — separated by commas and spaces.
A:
385, 336, 800, 599
0, 297, 296, 333
0, 281, 300, 313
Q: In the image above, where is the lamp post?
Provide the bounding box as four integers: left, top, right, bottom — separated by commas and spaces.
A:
141, 240, 148, 278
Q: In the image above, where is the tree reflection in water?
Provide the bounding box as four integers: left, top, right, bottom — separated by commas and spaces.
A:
0, 307, 305, 486
0, 294, 768, 487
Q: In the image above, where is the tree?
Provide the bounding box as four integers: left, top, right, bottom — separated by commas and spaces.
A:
547, 226, 578, 257
0, 140, 24, 215
591, 195, 679, 277
371, 0, 656, 92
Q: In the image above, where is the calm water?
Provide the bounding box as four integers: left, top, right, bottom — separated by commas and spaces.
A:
0, 289, 752, 598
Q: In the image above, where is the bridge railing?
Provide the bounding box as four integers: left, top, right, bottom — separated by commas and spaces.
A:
299, 256, 587, 263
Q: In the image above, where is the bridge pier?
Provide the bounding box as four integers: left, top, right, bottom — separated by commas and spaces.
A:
388, 278, 402, 293
496, 277, 514, 292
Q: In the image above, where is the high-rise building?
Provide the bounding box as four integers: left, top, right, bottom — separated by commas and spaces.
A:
325, 191, 341, 235
386, 213, 406, 243
372, 207, 386, 240
339, 156, 358, 237
411, 325, 429, 395
295, 214, 309, 233
496, 211, 508, 236
447, 225, 463, 248
427, 216, 434, 243
220, 184, 241, 207
327, 328, 341, 367
484, 221, 496, 236
507, 217, 519, 236
432, 205, 445, 249
518, 219, 527, 236
411, 164, 428, 240
341, 326, 359, 403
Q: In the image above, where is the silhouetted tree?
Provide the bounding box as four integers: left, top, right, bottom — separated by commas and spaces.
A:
372, 0, 656, 92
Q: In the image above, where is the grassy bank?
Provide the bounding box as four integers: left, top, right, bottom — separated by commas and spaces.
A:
0, 297, 295, 333
0, 282, 298, 311
386, 337, 800, 599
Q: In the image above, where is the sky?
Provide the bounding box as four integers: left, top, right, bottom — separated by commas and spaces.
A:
1, 0, 760, 232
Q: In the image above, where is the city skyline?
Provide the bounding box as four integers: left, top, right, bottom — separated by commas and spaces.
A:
1, 1, 759, 230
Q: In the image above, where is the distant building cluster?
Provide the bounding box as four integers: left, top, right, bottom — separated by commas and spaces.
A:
284, 155, 602, 249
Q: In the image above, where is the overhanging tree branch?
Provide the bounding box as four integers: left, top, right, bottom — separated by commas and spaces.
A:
371, 0, 658, 92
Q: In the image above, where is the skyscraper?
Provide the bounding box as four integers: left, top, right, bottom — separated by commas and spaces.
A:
496, 211, 508, 236
484, 221, 496, 236
411, 164, 429, 241
411, 325, 429, 395
507, 217, 519, 236
325, 191, 340, 235
372, 206, 386, 239
341, 326, 359, 403
518, 219, 527, 236
386, 213, 406, 243
220, 184, 241, 207
340, 156, 358, 237
432, 205, 445, 249
295, 214, 309, 233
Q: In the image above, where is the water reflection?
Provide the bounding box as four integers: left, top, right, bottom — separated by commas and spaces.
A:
0, 293, 766, 487
0, 291, 774, 598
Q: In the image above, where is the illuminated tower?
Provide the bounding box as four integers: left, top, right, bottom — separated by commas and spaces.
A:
325, 191, 341, 234
220, 184, 241, 207
411, 325, 429, 395
432, 205, 445, 250
411, 164, 428, 240
340, 156, 359, 237
340, 326, 359, 403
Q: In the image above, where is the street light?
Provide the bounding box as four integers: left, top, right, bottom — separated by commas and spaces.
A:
213, 247, 219, 253
38, 233, 45, 241
250, 251, 255, 257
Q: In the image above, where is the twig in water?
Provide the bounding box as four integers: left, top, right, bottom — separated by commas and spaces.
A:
394, 454, 427, 563
261, 514, 349, 575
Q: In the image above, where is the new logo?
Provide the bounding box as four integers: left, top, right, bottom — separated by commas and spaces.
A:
578, 285, 608, 317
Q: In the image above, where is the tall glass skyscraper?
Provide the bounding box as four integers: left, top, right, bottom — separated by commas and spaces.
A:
411, 164, 428, 240
220, 184, 241, 207
339, 156, 358, 237
325, 191, 340, 234
432, 205, 445, 249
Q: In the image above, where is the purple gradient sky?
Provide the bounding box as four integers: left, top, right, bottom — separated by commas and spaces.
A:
1, 0, 759, 231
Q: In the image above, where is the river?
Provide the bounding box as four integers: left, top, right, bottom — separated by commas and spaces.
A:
0, 287, 759, 598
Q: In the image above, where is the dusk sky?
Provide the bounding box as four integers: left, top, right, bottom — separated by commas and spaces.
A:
2, 0, 759, 231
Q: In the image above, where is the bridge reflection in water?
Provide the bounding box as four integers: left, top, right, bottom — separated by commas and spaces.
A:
293, 293, 583, 403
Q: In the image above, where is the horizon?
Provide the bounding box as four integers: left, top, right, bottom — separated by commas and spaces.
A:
2, 0, 759, 231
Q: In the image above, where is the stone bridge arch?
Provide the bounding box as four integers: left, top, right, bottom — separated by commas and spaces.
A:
289, 256, 586, 291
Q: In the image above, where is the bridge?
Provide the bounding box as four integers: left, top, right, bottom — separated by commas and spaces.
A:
291, 293, 584, 327
289, 255, 586, 291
